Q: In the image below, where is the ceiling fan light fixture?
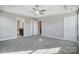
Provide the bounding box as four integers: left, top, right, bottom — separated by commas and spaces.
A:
29, 5, 46, 15
35, 10, 40, 15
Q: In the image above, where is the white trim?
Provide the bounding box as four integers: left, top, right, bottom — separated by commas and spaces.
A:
24, 34, 32, 37
0, 34, 77, 42
24, 34, 39, 37
42, 34, 64, 40
0, 34, 33, 41
42, 34, 77, 42
0, 37, 16, 41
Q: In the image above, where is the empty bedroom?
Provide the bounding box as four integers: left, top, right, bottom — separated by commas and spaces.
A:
0, 5, 79, 54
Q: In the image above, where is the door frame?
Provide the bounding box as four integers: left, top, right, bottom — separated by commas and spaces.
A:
17, 19, 24, 37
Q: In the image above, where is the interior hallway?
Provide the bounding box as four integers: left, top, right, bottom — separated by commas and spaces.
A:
0, 35, 79, 54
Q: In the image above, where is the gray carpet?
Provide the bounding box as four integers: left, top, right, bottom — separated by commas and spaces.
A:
0, 35, 79, 54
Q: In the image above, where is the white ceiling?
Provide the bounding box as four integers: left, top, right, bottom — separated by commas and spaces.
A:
0, 5, 78, 18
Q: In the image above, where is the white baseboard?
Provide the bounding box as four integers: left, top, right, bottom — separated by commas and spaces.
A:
0, 34, 77, 43
0, 34, 35, 41
0, 34, 32, 41
42, 34, 64, 40
0, 37, 16, 41
24, 34, 39, 37
24, 34, 32, 37
42, 34, 77, 42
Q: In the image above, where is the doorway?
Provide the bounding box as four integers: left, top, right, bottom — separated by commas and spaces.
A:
17, 20, 24, 37
38, 21, 42, 35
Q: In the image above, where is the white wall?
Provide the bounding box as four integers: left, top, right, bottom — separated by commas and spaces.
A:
41, 12, 77, 41
77, 10, 79, 44
24, 19, 32, 36
30, 20, 38, 35
0, 12, 17, 40
0, 10, 77, 42
0, 11, 39, 41
32, 20, 38, 35
64, 15, 77, 41
42, 15, 64, 39
24, 18, 38, 37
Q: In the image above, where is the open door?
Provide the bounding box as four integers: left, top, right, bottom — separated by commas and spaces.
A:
17, 20, 24, 37
38, 21, 42, 35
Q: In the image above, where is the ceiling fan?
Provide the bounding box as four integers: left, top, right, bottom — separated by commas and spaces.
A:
29, 5, 46, 15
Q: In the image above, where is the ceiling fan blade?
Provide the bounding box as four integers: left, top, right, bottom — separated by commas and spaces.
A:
33, 8, 36, 11
40, 10, 46, 12
40, 13, 44, 15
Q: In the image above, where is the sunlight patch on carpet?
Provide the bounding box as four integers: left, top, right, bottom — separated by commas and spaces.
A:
3, 47, 61, 54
